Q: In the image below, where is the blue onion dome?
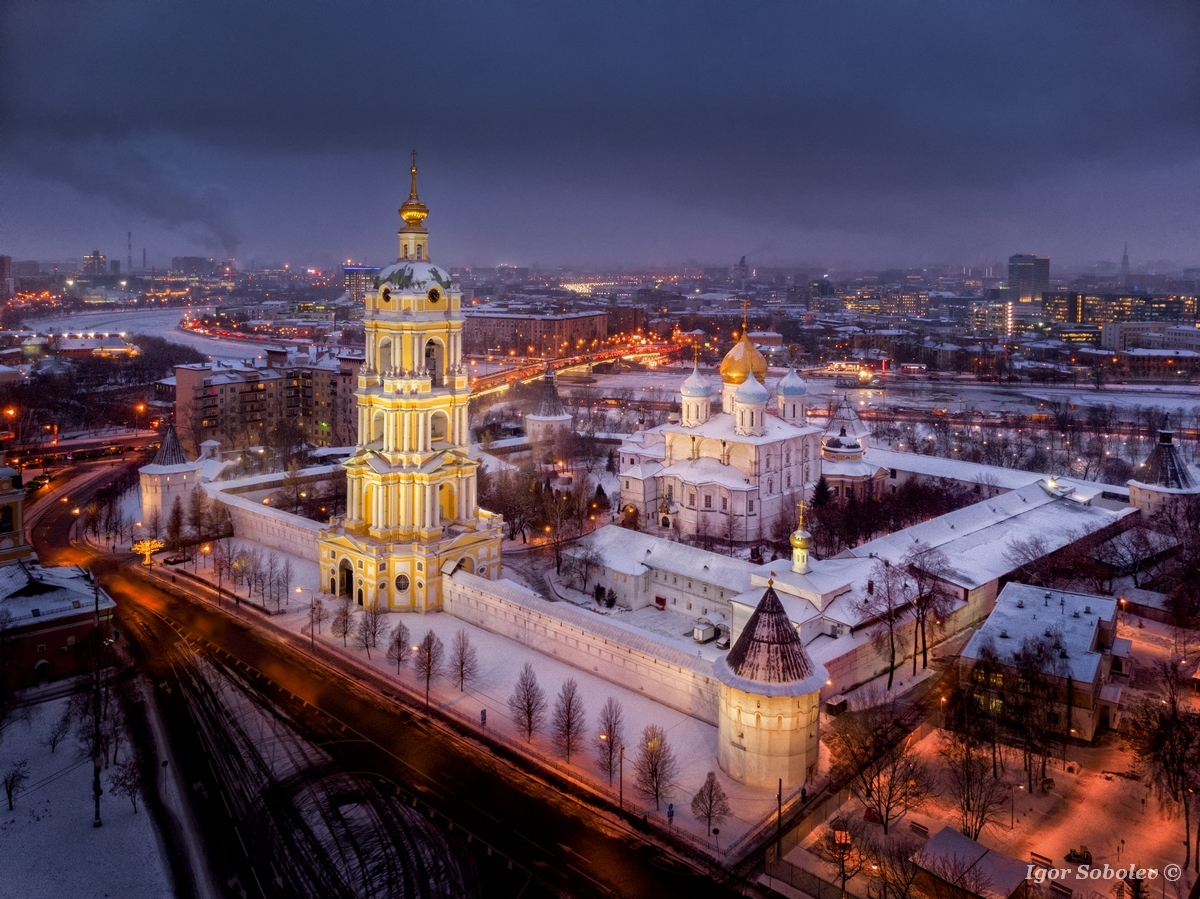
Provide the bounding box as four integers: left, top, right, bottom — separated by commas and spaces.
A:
777, 364, 807, 397
680, 362, 714, 397
734, 373, 769, 403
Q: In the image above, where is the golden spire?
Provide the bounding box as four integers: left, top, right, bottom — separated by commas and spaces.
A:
741, 299, 750, 335
692, 345, 701, 365
398, 149, 429, 231
797, 500, 805, 531
790, 500, 811, 552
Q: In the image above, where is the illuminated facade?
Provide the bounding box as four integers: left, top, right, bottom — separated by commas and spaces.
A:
317, 157, 503, 610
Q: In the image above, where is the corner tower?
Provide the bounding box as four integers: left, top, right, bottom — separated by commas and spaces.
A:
318, 156, 504, 611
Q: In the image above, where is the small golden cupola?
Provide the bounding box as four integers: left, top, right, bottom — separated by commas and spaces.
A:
719, 303, 768, 386
397, 150, 430, 261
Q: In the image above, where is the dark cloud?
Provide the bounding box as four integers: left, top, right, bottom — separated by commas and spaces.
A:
2, 0, 1198, 267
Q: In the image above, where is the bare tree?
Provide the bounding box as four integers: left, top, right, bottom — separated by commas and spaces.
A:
871, 834, 924, 899
43, 707, 72, 754
413, 630, 444, 712
634, 724, 678, 810
108, 758, 142, 813
811, 814, 872, 890
362, 600, 387, 649
938, 729, 1008, 839
386, 621, 412, 674
448, 629, 479, 692
353, 613, 375, 659
902, 543, 957, 674
1129, 660, 1200, 869
828, 688, 932, 834
690, 770, 731, 835
2, 759, 28, 811
596, 696, 624, 784
551, 678, 587, 762
507, 663, 547, 742
330, 600, 353, 647
857, 558, 911, 691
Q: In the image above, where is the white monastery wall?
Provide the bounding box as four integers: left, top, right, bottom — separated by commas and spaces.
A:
445, 571, 720, 724
205, 466, 343, 563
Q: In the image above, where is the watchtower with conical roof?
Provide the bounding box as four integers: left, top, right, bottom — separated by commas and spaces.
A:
1128, 416, 1200, 516
139, 425, 203, 524
525, 365, 573, 443
712, 581, 826, 788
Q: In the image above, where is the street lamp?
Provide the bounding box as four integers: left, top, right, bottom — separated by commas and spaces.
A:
619, 743, 625, 811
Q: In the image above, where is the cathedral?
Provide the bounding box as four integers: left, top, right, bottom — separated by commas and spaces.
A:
317, 156, 504, 610
617, 317, 823, 544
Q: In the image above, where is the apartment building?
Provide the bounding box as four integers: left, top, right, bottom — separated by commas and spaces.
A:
174, 347, 363, 455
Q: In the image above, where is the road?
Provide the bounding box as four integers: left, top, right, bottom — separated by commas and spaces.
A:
33, 467, 745, 899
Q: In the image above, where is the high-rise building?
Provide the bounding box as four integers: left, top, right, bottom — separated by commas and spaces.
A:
171, 256, 218, 276
1008, 254, 1050, 305
109, 259, 121, 275
83, 250, 106, 275
317, 155, 503, 611
343, 265, 381, 304
0, 256, 12, 299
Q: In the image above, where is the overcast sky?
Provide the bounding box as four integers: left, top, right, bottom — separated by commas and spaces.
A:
2, 1, 1198, 272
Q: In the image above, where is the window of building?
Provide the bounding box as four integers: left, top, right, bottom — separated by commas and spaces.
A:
688, 493, 696, 507
67, 636, 75, 646
748, 499, 755, 513
666, 485, 674, 501
37, 643, 45, 653
889, 469, 897, 478
704, 495, 712, 509
767, 479, 773, 493
624, 480, 629, 489
721, 497, 728, 512
786, 473, 792, 488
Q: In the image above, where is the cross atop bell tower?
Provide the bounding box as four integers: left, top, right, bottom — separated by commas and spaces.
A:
398, 150, 430, 261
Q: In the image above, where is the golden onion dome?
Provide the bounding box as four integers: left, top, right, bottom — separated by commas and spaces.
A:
720, 330, 768, 385
399, 152, 429, 230
790, 528, 811, 551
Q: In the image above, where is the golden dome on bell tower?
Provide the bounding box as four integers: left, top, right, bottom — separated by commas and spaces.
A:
719, 301, 768, 385
398, 149, 429, 232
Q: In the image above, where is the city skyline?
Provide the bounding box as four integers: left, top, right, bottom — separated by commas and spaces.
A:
2, 1, 1199, 270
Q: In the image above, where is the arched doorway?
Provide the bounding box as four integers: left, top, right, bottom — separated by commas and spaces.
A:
338, 559, 354, 598
453, 556, 474, 575
430, 410, 450, 445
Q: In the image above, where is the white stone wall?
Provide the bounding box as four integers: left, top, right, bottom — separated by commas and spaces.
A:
445, 571, 720, 724
212, 491, 325, 561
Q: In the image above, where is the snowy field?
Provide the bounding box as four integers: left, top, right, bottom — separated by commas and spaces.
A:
0, 693, 172, 899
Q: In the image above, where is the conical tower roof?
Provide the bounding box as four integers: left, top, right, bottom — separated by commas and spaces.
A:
531, 366, 568, 418
824, 395, 870, 443
1135, 419, 1197, 490
151, 425, 189, 467
724, 583, 814, 684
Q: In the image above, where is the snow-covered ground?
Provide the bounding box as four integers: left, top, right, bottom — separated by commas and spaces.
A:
0, 692, 172, 899
172, 538, 806, 856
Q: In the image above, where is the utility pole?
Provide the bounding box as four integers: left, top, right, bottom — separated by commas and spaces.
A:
92, 579, 102, 827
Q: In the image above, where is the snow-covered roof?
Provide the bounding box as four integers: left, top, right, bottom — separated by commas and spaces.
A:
1130, 427, 1197, 491
962, 583, 1117, 685
573, 525, 752, 592
0, 562, 114, 627
658, 456, 756, 491
915, 826, 1029, 899
823, 397, 871, 443
847, 480, 1135, 590
661, 407, 818, 446
715, 583, 824, 694
150, 425, 188, 467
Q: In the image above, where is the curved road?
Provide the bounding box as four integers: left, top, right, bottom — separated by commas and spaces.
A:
32, 465, 745, 899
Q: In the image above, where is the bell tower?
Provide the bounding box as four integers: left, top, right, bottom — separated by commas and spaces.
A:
318, 157, 504, 611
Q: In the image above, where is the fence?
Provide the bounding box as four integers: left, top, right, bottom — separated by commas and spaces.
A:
763, 857, 861, 899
